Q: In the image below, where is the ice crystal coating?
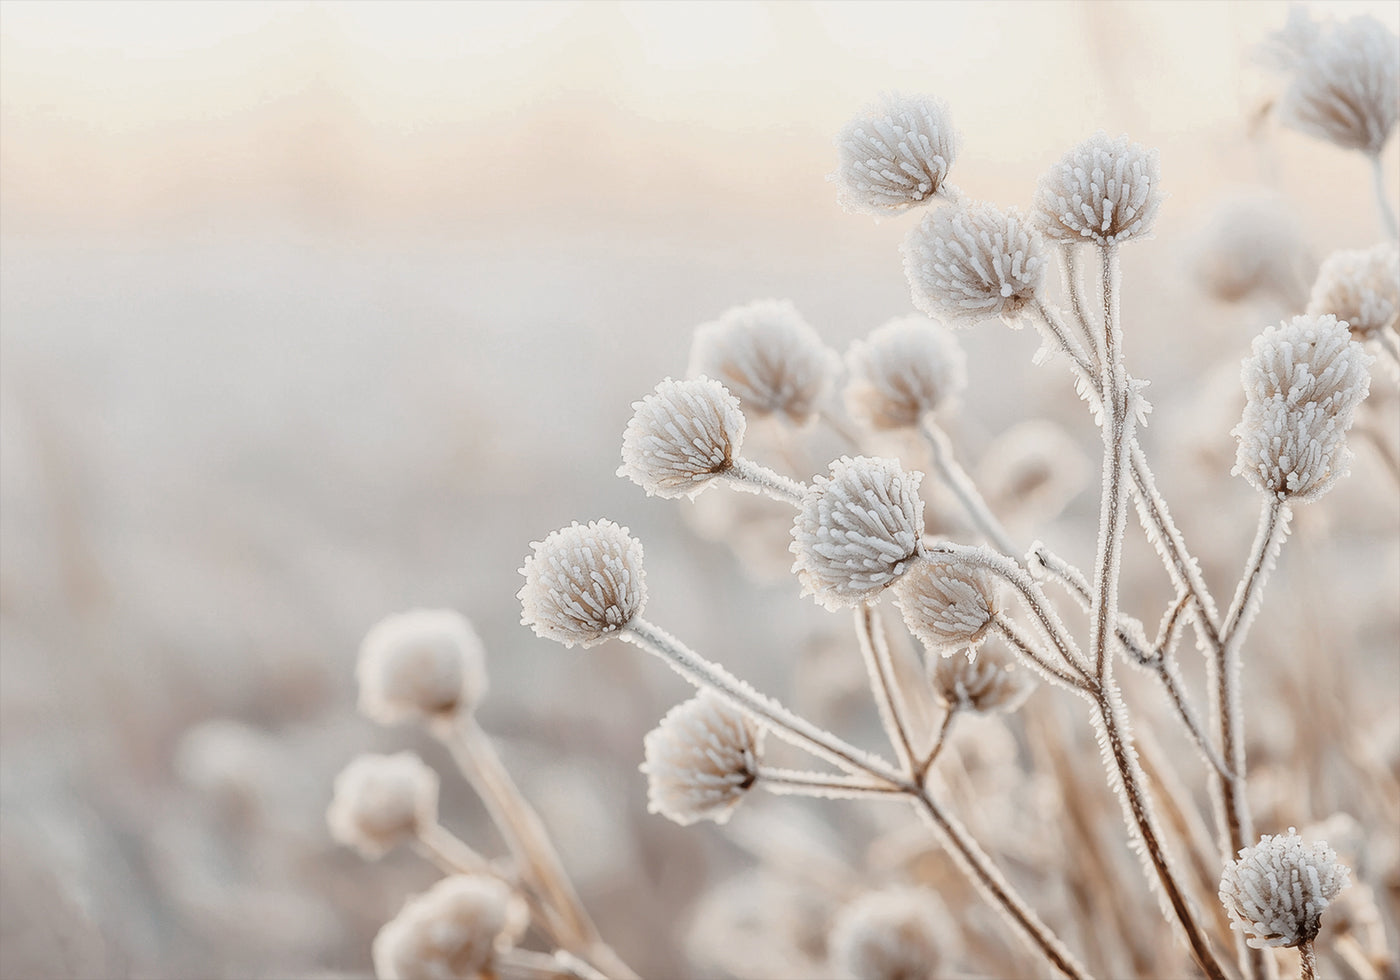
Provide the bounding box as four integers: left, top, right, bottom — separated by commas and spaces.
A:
372, 874, 528, 980
791, 456, 926, 610
1260, 9, 1399, 156
893, 558, 999, 655
619, 376, 747, 499
833, 93, 958, 216
518, 520, 646, 648
357, 609, 488, 725
641, 690, 763, 826
844, 316, 967, 430
688, 300, 839, 426
1233, 314, 1373, 501
1219, 830, 1350, 949
829, 887, 950, 980
1033, 132, 1163, 246
327, 752, 438, 860
929, 645, 1033, 714
1307, 243, 1400, 341
902, 202, 1047, 325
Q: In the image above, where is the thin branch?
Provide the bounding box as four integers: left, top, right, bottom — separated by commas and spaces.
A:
1372, 152, 1399, 241
1300, 939, 1318, 980
725, 457, 808, 504
992, 616, 1093, 690
915, 708, 957, 786
919, 418, 1022, 557
855, 605, 918, 775
758, 767, 907, 799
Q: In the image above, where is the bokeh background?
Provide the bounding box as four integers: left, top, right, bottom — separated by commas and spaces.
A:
2, 2, 1397, 977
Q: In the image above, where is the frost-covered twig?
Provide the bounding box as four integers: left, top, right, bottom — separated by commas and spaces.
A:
758, 768, 907, 800
919, 418, 1021, 557
1372, 154, 1398, 241
854, 605, 917, 774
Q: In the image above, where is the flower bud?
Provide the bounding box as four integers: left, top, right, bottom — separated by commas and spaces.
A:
829, 887, 952, 980
372, 875, 528, 980
929, 644, 1033, 714
641, 690, 763, 826
619, 377, 746, 499
833, 93, 958, 216
1219, 829, 1350, 949
518, 520, 646, 648
902, 202, 1047, 326
1033, 132, 1162, 246
327, 752, 438, 859
357, 609, 488, 725
1307, 243, 1399, 341
844, 316, 967, 430
893, 558, 999, 655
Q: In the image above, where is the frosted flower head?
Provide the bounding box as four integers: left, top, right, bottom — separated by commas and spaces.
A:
833, 93, 958, 217
689, 300, 839, 426
1192, 191, 1313, 307
518, 520, 646, 648
929, 645, 1033, 714
893, 558, 1000, 654
641, 690, 763, 826
844, 316, 968, 430
1033, 132, 1163, 246
1307, 243, 1400, 341
791, 456, 926, 610
829, 887, 952, 980
619, 376, 746, 499
1219, 830, 1350, 949
327, 752, 438, 860
1260, 9, 1399, 157
372, 874, 528, 980
356, 609, 488, 725
902, 202, 1047, 326
1233, 314, 1373, 501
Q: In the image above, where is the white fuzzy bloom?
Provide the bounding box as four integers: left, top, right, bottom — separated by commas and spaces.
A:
327, 752, 438, 860
518, 520, 646, 648
689, 300, 839, 426
618, 376, 747, 499
1033, 132, 1163, 246
1260, 9, 1399, 157
929, 645, 1033, 714
372, 875, 528, 980
1192, 191, 1313, 307
357, 609, 488, 725
791, 456, 926, 610
902, 202, 1047, 325
844, 316, 967, 430
829, 887, 951, 980
833, 93, 958, 216
1233, 314, 1373, 501
1219, 830, 1350, 949
893, 558, 999, 655
641, 690, 763, 826
1307, 243, 1400, 340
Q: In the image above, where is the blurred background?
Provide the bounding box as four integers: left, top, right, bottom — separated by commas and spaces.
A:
2, 2, 1397, 977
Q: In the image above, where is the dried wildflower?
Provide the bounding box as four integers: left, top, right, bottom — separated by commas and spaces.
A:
1219, 830, 1350, 949
976, 419, 1091, 527
1307, 243, 1400, 341
833, 93, 958, 216
372, 875, 528, 980
902, 201, 1047, 325
357, 609, 488, 725
844, 316, 967, 430
619, 377, 746, 499
688, 300, 839, 426
641, 690, 763, 826
1260, 8, 1399, 157
1233, 314, 1373, 501
893, 558, 999, 655
1033, 132, 1162, 247
518, 519, 646, 648
829, 886, 951, 980
1192, 191, 1313, 307
326, 752, 438, 860
930, 644, 1033, 714
791, 456, 926, 610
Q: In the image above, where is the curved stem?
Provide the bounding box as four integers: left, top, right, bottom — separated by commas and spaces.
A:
1062, 244, 1103, 368
855, 605, 917, 774
725, 457, 808, 504
992, 616, 1092, 690
1371, 153, 1398, 241
919, 418, 1022, 558
1377, 328, 1400, 370
915, 708, 957, 786
758, 767, 906, 799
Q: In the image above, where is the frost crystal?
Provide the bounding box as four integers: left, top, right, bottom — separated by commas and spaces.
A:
357, 609, 489, 725
1033, 132, 1162, 246
1219, 830, 1350, 949
372, 875, 528, 980
929, 645, 1033, 714
326, 752, 438, 860
791, 456, 926, 610
1233, 314, 1372, 501
518, 520, 647, 648
689, 300, 839, 426
893, 558, 999, 655
833, 93, 958, 216
619, 376, 746, 499
1307, 243, 1400, 341
902, 201, 1047, 325
829, 887, 952, 980
844, 316, 967, 430
641, 690, 763, 826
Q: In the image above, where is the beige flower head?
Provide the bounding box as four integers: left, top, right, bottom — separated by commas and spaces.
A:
903, 201, 1047, 326
1307, 243, 1400, 341
1033, 132, 1163, 246
929, 644, 1033, 714
893, 558, 1000, 655
372, 874, 529, 980
357, 609, 489, 725
518, 519, 647, 648
641, 690, 763, 826
829, 886, 952, 980
844, 316, 967, 430
326, 752, 438, 860
1220, 829, 1350, 949
619, 376, 747, 499
833, 93, 958, 217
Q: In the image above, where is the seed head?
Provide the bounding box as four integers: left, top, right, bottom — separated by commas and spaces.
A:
844, 316, 967, 430
1307, 243, 1400, 341
618, 376, 747, 499
518, 520, 647, 648
372, 875, 528, 980
357, 609, 489, 725
829, 887, 952, 980
1033, 132, 1163, 246
893, 558, 999, 655
791, 456, 926, 610
1192, 191, 1313, 307
1219, 829, 1350, 949
327, 752, 438, 860
641, 690, 763, 826
833, 93, 958, 217
929, 644, 1033, 714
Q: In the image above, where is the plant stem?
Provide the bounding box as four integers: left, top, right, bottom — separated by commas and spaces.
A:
855, 605, 917, 774
1300, 939, 1317, 980
758, 767, 907, 799
726, 457, 808, 504
1062, 244, 1103, 368
992, 615, 1092, 689
1377, 328, 1400, 369
1371, 152, 1398, 241
915, 708, 957, 786
919, 419, 1022, 558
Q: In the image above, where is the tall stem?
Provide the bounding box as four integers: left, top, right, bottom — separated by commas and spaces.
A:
1300, 939, 1317, 980
855, 605, 917, 774
919, 419, 1021, 557
1372, 153, 1399, 241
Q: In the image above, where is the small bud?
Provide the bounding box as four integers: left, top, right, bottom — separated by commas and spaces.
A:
641, 690, 763, 826
833, 93, 958, 217
1219, 829, 1350, 949
518, 520, 647, 648
357, 609, 488, 725
844, 316, 967, 430
372, 875, 528, 980
1033, 132, 1163, 247
327, 752, 438, 860
619, 377, 746, 499
929, 644, 1033, 714
1307, 243, 1400, 341
829, 887, 952, 980
893, 558, 999, 655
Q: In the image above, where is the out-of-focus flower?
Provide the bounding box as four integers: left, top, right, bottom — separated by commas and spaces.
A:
829, 886, 952, 980
975, 419, 1091, 528
833, 94, 958, 216
518, 520, 647, 648
893, 558, 999, 655
844, 316, 967, 430
326, 752, 438, 860
1033, 132, 1162, 247
1191, 191, 1314, 308
357, 609, 488, 725
903, 202, 1047, 325
1307, 243, 1400, 341
641, 690, 763, 826
929, 644, 1033, 714
619, 377, 746, 499
1219, 830, 1350, 949
372, 875, 528, 980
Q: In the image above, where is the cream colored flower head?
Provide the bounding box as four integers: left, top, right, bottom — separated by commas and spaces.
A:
641, 690, 763, 826
829, 886, 953, 980
893, 557, 999, 655
357, 609, 488, 725
929, 644, 1033, 714
1192, 191, 1312, 307
372, 874, 528, 980
903, 201, 1047, 326
518, 519, 646, 648
833, 93, 958, 217
619, 376, 746, 499
1220, 829, 1350, 949
689, 300, 840, 426
1034, 132, 1162, 246
326, 752, 438, 860
1307, 243, 1400, 341
791, 456, 926, 610
844, 316, 967, 430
